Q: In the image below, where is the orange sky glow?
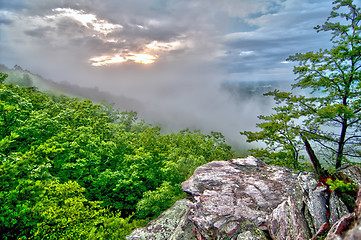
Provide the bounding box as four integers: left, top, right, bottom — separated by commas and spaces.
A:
90, 53, 157, 66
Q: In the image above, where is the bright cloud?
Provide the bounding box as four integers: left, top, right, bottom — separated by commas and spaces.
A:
3, 6, 191, 67
48, 8, 123, 35
145, 40, 183, 52
127, 53, 157, 64
90, 52, 157, 66
89, 40, 188, 66
239, 50, 255, 57
44, 8, 189, 66
89, 55, 126, 66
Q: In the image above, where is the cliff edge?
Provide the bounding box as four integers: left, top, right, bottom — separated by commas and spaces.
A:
127, 156, 361, 240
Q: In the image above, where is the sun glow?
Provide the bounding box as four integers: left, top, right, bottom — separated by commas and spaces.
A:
89, 39, 187, 66
90, 55, 126, 66
127, 53, 157, 64
46, 8, 160, 66
90, 53, 157, 66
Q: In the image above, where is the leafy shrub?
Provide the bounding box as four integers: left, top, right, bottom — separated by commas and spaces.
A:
325, 178, 356, 193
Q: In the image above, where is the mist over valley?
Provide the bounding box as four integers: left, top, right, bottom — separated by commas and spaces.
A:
0, 0, 334, 151
1, 64, 288, 151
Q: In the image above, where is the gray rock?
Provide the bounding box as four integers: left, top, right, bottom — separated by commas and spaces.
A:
329, 191, 350, 226
126, 158, 361, 240
337, 165, 361, 188
267, 196, 311, 240
342, 192, 361, 240
298, 172, 328, 233
355, 187, 361, 219
126, 199, 195, 240
342, 226, 361, 240
235, 221, 269, 240
182, 158, 304, 239
229, 156, 268, 167
324, 213, 355, 240
327, 187, 361, 240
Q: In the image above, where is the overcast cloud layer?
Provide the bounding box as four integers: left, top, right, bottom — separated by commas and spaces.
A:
0, 0, 334, 148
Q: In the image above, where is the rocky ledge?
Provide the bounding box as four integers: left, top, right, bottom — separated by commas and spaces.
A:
127, 156, 361, 240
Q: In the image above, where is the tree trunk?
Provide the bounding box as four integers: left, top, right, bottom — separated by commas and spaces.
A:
300, 134, 328, 178
336, 118, 347, 169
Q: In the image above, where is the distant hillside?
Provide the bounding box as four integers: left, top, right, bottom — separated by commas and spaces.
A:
0, 64, 142, 112
221, 80, 291, 103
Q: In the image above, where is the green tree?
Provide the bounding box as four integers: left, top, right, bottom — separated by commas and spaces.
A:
241, 0, 361, 170
0, 72, 8, 84
241, 92, 305, 169
0, 179, 145, 240
0, 70, 235, 237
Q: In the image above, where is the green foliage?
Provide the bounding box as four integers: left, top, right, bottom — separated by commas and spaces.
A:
241, 0, 361, 170
136, 181, 184, 219
0, 71, 234, 239
325, 177, 358, 212
0, 179, 146, 240
5, 73, 32, 87
241, 91, 304, 169
85, 214, 148, 240
0, 72, 8, 84
325, 178, 356, 192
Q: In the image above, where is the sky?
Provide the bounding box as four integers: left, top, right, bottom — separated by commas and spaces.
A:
0, 0, 335, 148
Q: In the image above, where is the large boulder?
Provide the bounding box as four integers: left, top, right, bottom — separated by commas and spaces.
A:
182, 156, 305, 239
127, 157, 360, 239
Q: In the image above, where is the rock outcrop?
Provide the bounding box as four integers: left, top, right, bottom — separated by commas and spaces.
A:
126, 199, 196, 240
267, 196, 311, 239
181, 157, 304, 239
325, 187, 361, 240
127, 156, 361, 240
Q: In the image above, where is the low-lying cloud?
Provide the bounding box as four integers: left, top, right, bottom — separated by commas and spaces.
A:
0, 0, 334, 149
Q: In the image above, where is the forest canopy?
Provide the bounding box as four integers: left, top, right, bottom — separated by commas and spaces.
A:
0, 72, 234, 239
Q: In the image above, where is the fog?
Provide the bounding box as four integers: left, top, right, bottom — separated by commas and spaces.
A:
0, 0, 334, 150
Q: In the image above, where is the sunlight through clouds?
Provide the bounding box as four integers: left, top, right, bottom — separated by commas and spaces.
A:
127, 54, 157, 64
10, 6, 191, 67
48, 8, 123, 35
89, 55, 126, 66
45, 8, 162, 66
90, 53, 156, 66
89, 40, 187, 66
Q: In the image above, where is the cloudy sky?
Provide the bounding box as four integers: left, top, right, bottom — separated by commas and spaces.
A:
0, 0, 335, 147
